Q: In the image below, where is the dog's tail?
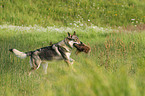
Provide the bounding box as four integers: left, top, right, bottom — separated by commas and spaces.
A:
9, 49, 32, 59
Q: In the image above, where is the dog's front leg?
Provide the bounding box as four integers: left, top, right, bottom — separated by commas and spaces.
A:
59, 51, 76, 71
64, 59, 71, 66
69, 58, 74, 65
64, 60, 76, 72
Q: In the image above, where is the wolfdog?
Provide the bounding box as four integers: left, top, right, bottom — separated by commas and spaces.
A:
9, 32, 81, 75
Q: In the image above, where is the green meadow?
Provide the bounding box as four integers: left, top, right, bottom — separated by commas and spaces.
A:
0, 0, 145, 96
1, 0, 145, 27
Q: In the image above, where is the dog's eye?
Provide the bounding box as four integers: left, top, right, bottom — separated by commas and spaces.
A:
74, 38, 79, 42
73, 38, 77, 41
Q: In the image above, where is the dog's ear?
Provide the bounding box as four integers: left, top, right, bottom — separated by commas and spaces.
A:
73, 31, 76, 35
67, 32, 71, 38
68, 32, 71, 36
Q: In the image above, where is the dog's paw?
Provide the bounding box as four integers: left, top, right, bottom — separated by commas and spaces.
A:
70, 58, 75, 65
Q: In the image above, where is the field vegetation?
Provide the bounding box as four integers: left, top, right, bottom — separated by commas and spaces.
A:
0, 0, 145, 27
0, 0, 145, 96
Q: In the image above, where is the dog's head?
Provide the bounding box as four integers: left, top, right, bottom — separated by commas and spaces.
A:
66, 31, 81, 47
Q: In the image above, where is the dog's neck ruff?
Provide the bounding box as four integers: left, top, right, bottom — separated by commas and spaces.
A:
56, 39, 73, 53
64, 38, 73, 49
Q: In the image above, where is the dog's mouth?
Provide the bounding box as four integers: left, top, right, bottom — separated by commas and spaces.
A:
73, 41, 91, 54
73, 41, 84, 46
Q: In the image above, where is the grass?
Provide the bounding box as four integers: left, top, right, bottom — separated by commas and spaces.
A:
1, 0, 145, 96
0, 0, 145, 27
0, 26, 145, 96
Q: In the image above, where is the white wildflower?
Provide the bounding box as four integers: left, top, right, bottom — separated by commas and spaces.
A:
131, 19, 135, 21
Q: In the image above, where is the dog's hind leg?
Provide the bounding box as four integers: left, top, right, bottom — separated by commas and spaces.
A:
28, 57, 42, 76
42, 63, 48, 74
29, 59, 33, 68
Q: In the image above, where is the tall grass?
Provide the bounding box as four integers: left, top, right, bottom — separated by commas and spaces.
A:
0, 26, 145, 96
0, 0, 145, 27
1, 0, 145, 95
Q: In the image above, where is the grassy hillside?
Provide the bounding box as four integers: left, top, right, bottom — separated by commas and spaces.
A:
0, 26, 145, 96
0, 0, 145, 27
1, 0, 145, 96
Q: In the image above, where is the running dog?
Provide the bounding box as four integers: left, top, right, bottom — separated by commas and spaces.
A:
9, 32, 81, 75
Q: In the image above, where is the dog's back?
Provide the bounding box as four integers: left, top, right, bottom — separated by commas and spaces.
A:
36, 46, 63, 61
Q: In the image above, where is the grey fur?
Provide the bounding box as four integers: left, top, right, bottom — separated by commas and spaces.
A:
9, 32, 81, 75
